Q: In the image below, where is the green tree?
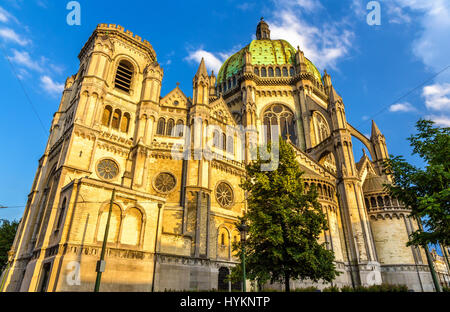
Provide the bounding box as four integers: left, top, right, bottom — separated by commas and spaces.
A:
383, 119, 449, 247
231, 139, 339, 292
0, 219, 19, 272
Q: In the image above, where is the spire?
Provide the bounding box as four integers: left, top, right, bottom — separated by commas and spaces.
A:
195, 57, 208, 78
256, 17, 271, 40
371, 120, 382, 139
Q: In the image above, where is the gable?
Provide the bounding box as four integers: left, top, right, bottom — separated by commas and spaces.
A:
160, 86, 189, 109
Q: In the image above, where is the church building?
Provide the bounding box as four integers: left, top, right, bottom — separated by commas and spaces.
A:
1, 20, 435, 292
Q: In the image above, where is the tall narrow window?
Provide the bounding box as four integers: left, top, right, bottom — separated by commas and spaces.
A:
254, 67, 259, 76
222, 133, 227, 151
227, 136, 234, 154
166, 119, 175, 136
275, 68, 281, 77
120, 113, 131, 133
283, 67, 288, 77
56, 198, 67, 230
213, 130, 220, 147
289, 67, 295, 76
114, 60, 134, 93
261, 67, 267, 77
268, 67, 274, 77
102, 106, 112, 126
176, 120, 184, 137
112, 109, 121, 130
263, 104, 296, 143
157, 118, 166, 135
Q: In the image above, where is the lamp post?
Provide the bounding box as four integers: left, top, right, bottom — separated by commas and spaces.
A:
237, 220, 249, 292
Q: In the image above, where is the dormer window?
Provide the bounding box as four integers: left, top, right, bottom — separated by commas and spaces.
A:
114, 60, 134, 93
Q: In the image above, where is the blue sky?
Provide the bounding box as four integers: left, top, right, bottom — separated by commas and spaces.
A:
0, 0, 449, 221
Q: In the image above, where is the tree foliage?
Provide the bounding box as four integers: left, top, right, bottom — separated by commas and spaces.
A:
0, 219, 19, 272
230, 139, 339, 291
383, 119, 450, 246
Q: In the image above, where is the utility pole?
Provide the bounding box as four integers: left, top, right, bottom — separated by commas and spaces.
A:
94, 188, 116, 292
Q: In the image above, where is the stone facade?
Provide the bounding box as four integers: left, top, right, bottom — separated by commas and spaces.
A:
1, 20, 437, 292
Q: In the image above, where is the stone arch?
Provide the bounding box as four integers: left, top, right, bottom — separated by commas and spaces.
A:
96, 203, 123, 244
347, 123, 376, 161
120, 207, 144, 246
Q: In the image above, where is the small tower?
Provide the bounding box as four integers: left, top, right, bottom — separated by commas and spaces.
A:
256, 17, 271, 40
193, 58, 210, 105
371, 121, 390, 174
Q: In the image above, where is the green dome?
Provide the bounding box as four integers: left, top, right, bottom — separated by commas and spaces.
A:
217, 39, 322, 84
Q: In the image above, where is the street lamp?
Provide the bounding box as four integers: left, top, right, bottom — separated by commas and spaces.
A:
237, 220, 249, 292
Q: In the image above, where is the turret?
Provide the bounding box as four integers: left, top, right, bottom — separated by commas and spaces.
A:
256, 17, 270, 40
141, 61, 164, 104
209, 71, 216, 97
193, 58, 210, 105
371, 121, 390, 174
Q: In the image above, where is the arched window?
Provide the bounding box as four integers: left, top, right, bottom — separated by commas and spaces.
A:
56, 198, 67, 230
232, 76, 236, 86
371, 197, 377, 208
213, 130, 220, 148
222, 133, 227, 151
97, 204, 121, 243
114, 60, 134, 93
377, 196, 384, 208
282, 67, 289, 77
268, 67, 274, 77
384, 196, 391, 207
176, 120, 184, 137
102, 106, 113, 127
112, 109, 121, 130
157, 118, 166, 135
221, 233, 225, 246
314, 113, 330, 143
263, 104, 297, 143
275, 68, 281, 77
290, 67, 295, 76
228, 79, 232, 90
120, 208, 143, 246
227, 136, 234, 154
166, 119, 175, 136
261, 67, 267, 77
254, 67, 259, 76
120, 113, 131, 133
365, 198, 370, 209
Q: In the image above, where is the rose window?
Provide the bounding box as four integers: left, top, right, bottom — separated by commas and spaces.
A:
216, 182, 234, 208
154, 173, 177, 193
97, 159, 119, 180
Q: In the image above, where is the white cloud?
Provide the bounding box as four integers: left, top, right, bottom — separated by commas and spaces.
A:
422, 83, 450, 112
278, 0, 322, 12
40, 76, 64, 95
389, 102, 416, 113
424, 115, 450, 127
0, 27, 30, 46
382, 1, 450, 82
185, 49, 228, 75
0, 6, 17, 24
268, 11, 354, 70
9, 49, 42, 72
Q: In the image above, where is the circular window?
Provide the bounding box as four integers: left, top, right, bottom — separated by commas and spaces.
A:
154, 172, 177, 194
216, 182, 234, 208
97, 159, 119, 180
173, 101, 179, 106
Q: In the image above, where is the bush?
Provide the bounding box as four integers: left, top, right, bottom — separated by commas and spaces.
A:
442, 287, 450, 292
341, 284, 409, 292
322, 286, 340, 292
293, 287, 320, 292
